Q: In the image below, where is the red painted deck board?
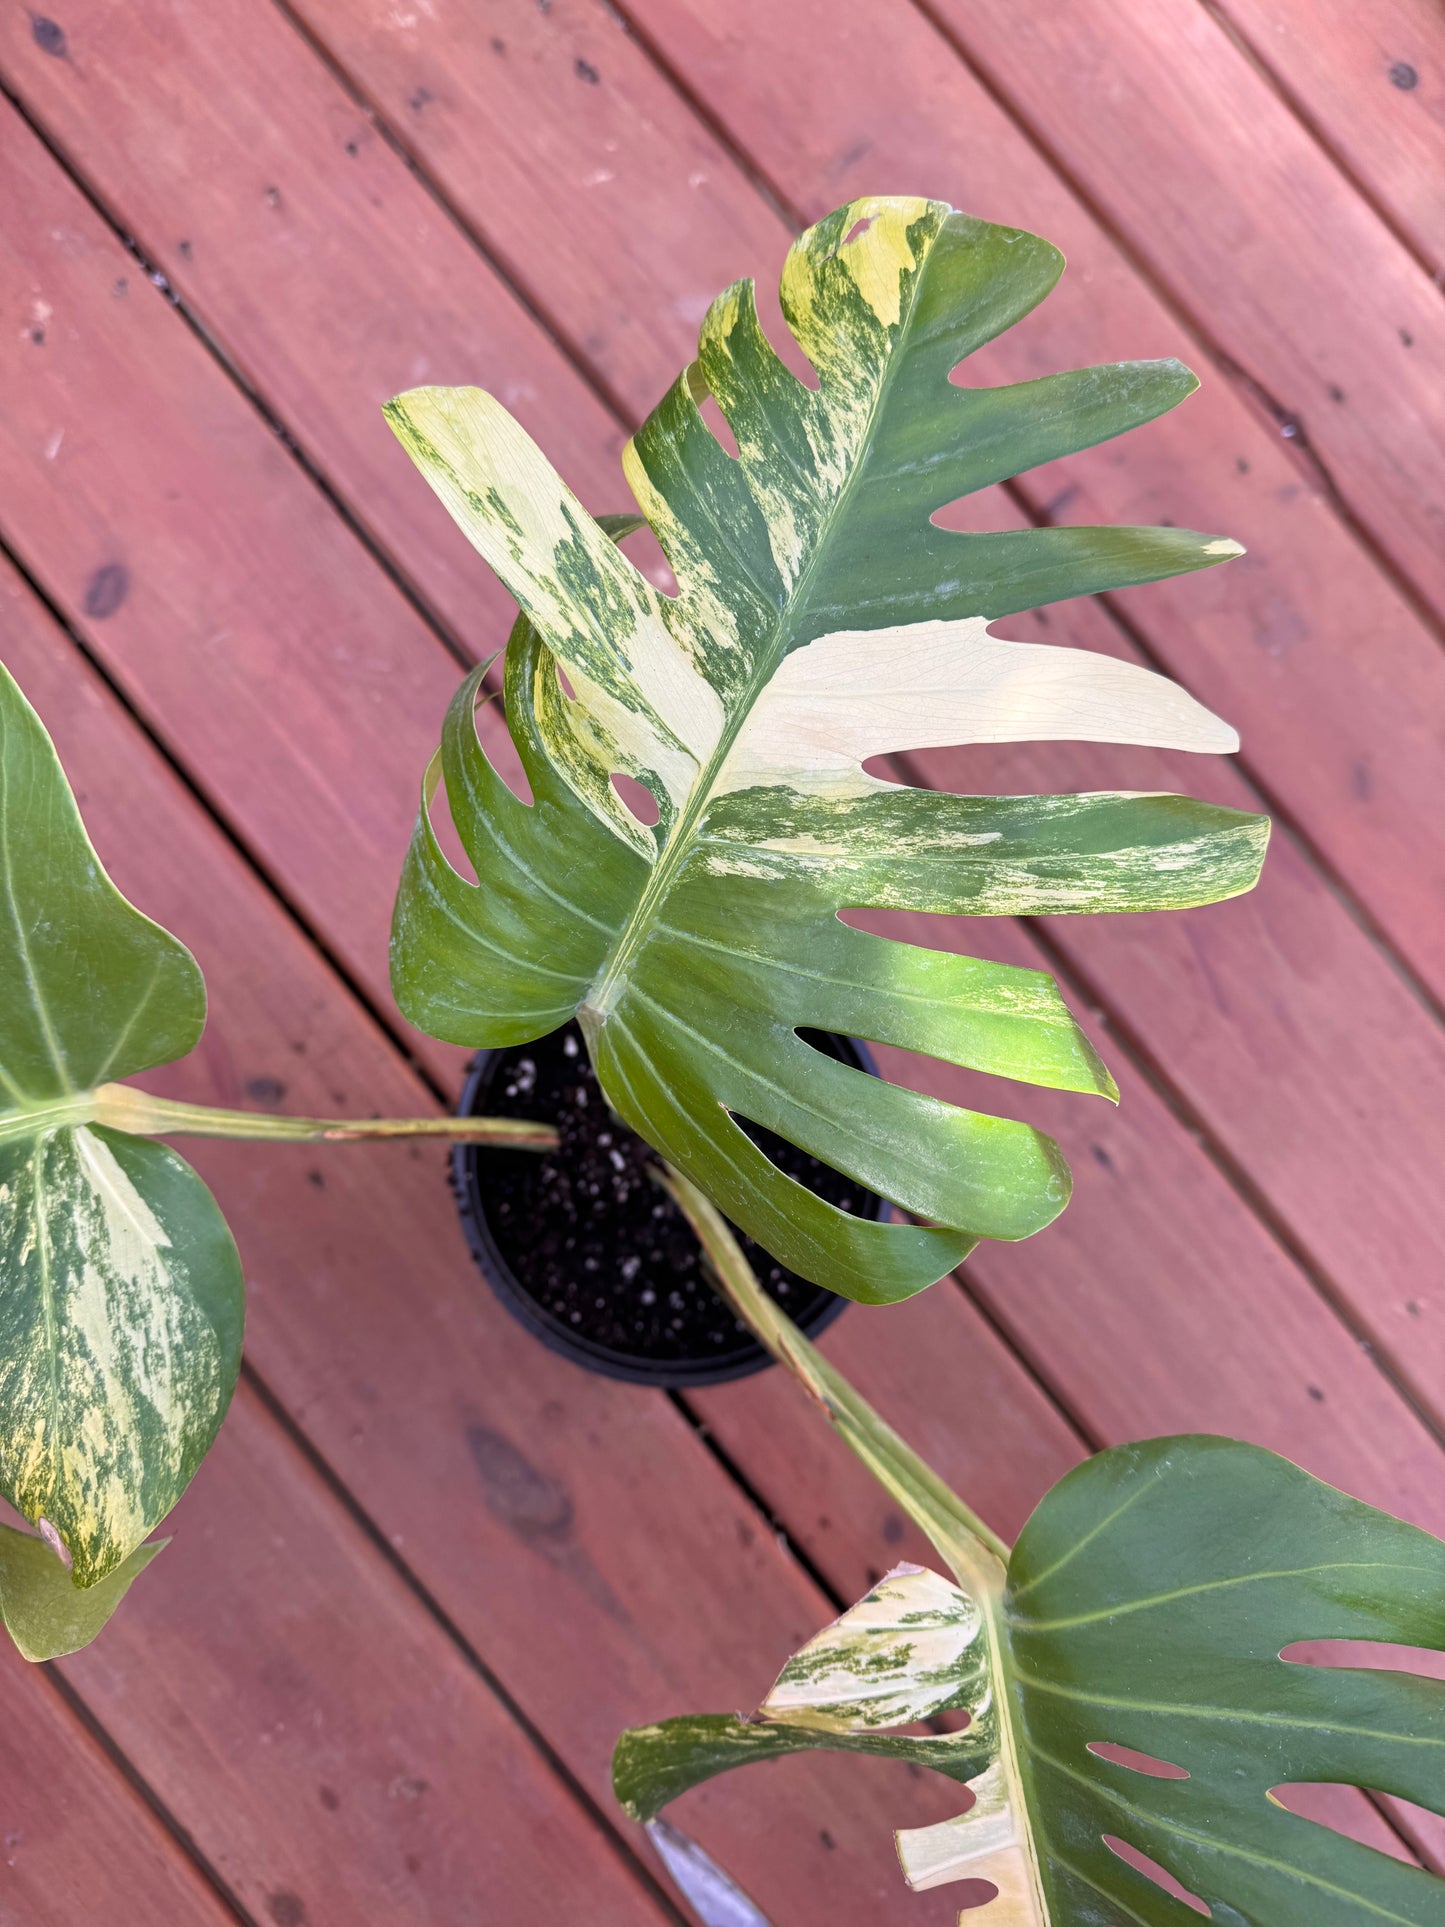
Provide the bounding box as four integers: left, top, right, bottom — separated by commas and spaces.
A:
0, 0, 1441, 1912
0, 1662, 234, 1922
1211, 0, 1445, 276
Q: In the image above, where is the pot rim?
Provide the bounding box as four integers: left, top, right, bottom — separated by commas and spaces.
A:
451, 1029, 881, 1388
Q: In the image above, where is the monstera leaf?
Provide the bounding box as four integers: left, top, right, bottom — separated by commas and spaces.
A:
615, 1179, 1445, 1926
0, 661, 245, 1614
388, 194, 1268, 1303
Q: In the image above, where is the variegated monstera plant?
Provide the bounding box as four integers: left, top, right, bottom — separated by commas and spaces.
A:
386, 194, 1268, 1305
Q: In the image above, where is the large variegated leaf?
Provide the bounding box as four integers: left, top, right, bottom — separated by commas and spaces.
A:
388, 194, 1269, 1303
616, 1183, 1445, 1926
0, 660, 243, 1613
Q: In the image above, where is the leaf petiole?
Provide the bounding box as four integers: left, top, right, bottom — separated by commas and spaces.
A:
2, 1082, 558, 1151
658, 1163, 1011, 1575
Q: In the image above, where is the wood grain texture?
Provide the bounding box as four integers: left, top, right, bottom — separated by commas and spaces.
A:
1205, 0, 1445, 277
0, 0, 630, 662
0, 1660, 232, 1925
0, 563, 972, 1922
274, 0, 1445, 1006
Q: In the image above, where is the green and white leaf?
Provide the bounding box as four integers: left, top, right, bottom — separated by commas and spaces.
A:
614, 1188, 1445, 1926
0, 661, 243, 1613
388, 194, 1269, 1303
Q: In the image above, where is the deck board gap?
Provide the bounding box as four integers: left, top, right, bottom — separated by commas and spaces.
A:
0, 75, 475, 675
42, 1667, 257, 1925
1197, 0, 1443, 283
236, 1362, 693, 1927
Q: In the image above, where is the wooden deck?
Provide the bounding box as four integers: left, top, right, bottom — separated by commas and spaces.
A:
1, 1, 1442, 1918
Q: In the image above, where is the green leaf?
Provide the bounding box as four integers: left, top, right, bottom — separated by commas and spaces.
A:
617, 1443, 1445, 1924
614, 1185, 1445, 1924
388, 194, 1268, 1303
0, 662, 244, 1600
0, 1521, 164, 1662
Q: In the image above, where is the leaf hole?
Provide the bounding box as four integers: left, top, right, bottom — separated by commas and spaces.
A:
841, 214, 875, 247
1269, 1783, 1424, 1861
1102, 1835, 1209, 1916
728, 1094, 876, 1219
610, 771, 660, 827
752, 274, 820, 390
483, 691, 534, 805
954, 1878, 999, 1910
697, 391, 739, 459
426, 774, 481, 883
1087, 1741, 1189, 1780
1280, 1639, 1445, 1681
615, 518, 678, 596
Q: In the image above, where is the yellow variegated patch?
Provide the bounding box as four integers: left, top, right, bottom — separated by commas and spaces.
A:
762, 1563, 983, 1732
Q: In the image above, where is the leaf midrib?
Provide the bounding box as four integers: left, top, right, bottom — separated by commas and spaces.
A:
582, 222, 938, 1027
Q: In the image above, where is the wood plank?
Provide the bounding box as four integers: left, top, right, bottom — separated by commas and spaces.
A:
918, 0, 1445, 619
0, 0, 631, 665
3, 38, 1444, 1677
0, 1662, 233, 1924
1206, 0, 1445, 277
267, 0, 1445, 1005
0, 559, 970, 1921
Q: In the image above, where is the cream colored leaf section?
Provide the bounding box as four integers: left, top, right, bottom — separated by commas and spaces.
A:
898, 1759, 1041, 1919
385, 387, 724, 805
761, 1563, 983, 1733
715, 617, 1239, 800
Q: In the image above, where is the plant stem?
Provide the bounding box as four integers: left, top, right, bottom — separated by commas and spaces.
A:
660, 1165, 1012, 1574
89, 1082, 557, 1149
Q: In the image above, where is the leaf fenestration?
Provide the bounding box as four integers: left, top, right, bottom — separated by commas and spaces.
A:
389, 196, 1268, 1302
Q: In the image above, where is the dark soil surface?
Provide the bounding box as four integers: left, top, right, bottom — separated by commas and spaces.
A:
457, 1022, 878, 1368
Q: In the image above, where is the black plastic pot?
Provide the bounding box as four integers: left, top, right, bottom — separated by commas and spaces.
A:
452, 1022, 884, 1388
